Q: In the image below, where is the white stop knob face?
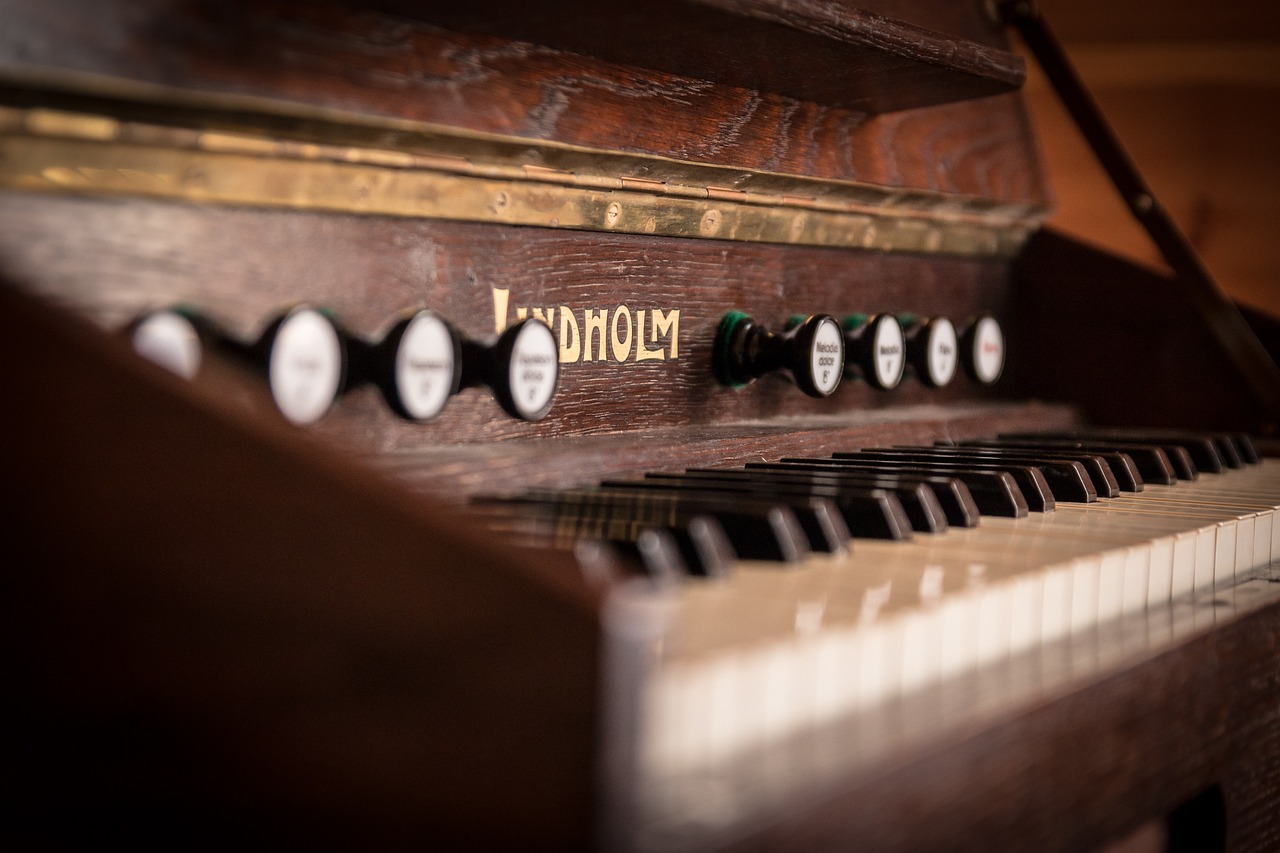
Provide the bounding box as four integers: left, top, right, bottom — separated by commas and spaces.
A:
394, 312, 455, 421
872, 317, 906, 389
972, 316, 1005, 384
268, 309, 344, 425
926, 318, 958, 387
809, 317, 844, 396
132, 310, 201, 379
508, 320, 558, 420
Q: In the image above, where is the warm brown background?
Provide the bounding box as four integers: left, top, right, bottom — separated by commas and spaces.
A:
1018, 0, 1280, 316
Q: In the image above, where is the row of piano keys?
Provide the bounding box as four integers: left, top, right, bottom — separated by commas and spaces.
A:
482, 428, 1269, 578
477, 428, 1279, 817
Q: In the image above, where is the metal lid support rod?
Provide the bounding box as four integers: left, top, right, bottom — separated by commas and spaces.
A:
994, 0, 1280, 423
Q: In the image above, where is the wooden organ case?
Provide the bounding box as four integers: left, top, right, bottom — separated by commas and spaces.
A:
2, 1, 1278, 849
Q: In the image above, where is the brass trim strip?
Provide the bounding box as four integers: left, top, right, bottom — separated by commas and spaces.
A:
0, 82, 1045, 256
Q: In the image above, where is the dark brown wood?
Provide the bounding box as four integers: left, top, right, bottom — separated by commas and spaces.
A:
0, 0, 1048, 204
0, 281, 605, 847
1035, 0, 1280, 43
366, 0, 1025, 113
1004, 229, 1277, 435
0, 192, 1028, 452
2, 2, 1277, 850
374, 401, 1079, 496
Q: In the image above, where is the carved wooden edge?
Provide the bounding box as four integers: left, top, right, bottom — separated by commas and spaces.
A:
0, 77, 1048, 253
0, 281, 606, 845
373, 401, 1082, 497
356, 0, 1024, 112
0, 0, 1049, 203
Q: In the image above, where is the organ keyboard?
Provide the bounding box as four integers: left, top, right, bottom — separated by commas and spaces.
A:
2, 0, 1279, 850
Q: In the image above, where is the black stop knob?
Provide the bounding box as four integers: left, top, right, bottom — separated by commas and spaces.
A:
714, 312, 845, 398
460, 318, 560, 421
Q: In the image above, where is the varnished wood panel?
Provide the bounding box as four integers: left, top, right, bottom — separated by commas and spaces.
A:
0, 281, 604, 846
1004, 230, 1274, 434
375, 401, 1080, 496
373, 0, 1024, 112
0, 192, 1022, 451
0, 0, 1049, 204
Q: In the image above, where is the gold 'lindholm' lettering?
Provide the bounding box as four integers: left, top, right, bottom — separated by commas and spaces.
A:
635, 310, 665, 361
491, 287, 680, 364
583, 309, 608, 362
558, 306, 581, 363
610, 305, 633, 363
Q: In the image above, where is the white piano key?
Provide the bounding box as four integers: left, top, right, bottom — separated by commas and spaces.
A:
1041, 564, 1074, 643
758, 643, 796, 743
1070, 557, 1101, 634
1097, 549, 1127, 623
1121, 545, 1151, 614
1235, 514, 1255, 575
702, 654, 744, 765
1194, 525, 1218, 590
1213, 519, 1238, 586
939, 592, 978, 678
1252, 510, 1272, 566
1170, 532, 1197, 597
1008, 572, 1044, 655
1273, 503, 1280, 559
899, 608, 943, 694
974, 582, 1014, 666
1147, 536, 1174, 604
812, 629, 856, 724
855, 623, 890, 710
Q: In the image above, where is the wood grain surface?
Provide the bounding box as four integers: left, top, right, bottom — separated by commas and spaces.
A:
0, 0, 1048, 204
0, 192, 1030, 453
370, 0, 1025, 112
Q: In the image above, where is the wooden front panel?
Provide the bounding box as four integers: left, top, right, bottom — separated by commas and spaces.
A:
0, 192, 1020, 454
0, 0, 1049, 204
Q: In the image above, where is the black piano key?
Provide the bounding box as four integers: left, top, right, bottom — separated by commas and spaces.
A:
1007, 430, 1204, 480
1234, 433, 1260, 464
737, 465, 958, 532
502, 489, 812, 563
1209, 434, 1243, 469
602, 528, 688, 584
1112, 432, 1224, 472
610, 476, 909, 543
942, 441, 1125, 495
747, 461, 972, 527
1000, 433, 1180, 485
775, 457, 1032, 517
663, 516, 736, 579
922, 444, 1118, 498
876, 447, 1098, 503
588, 481, 839, 555
832, 451, 1064, 508
1086, 428, 1239, 471
666, 468, 948, 533
472, 497, 732, 578
962, 438, 1144, 492
734, 464, 980, 528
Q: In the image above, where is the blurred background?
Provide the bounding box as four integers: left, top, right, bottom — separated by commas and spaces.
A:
1018, 0, 1280, 316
